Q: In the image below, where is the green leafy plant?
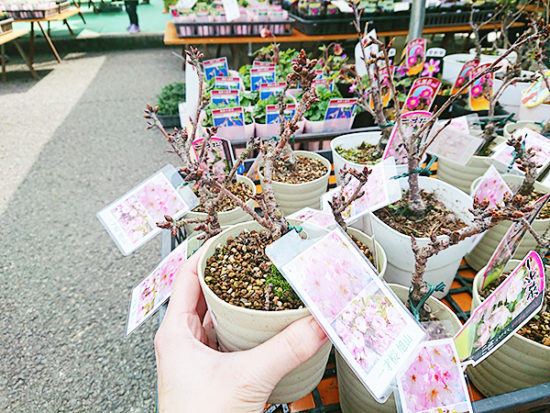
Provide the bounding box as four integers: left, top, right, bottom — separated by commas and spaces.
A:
156, 82, 186, 116
302, 85, 342, 121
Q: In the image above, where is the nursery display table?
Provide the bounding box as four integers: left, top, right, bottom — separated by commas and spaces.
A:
0, 27, 40, 82
18, 8, 82, 64
164, 21, 525, 63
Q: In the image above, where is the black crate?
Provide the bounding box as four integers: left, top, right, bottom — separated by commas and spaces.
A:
173, 19, 294, 38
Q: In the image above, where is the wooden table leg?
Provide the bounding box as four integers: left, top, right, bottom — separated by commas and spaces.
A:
13, 40, 40, 80
37, 21, 62, 63
1, 44, 6, 82
63, 19, 75, 36
30, 21, 35, 65
181, 47, 185, 71
73, 0, 86, 23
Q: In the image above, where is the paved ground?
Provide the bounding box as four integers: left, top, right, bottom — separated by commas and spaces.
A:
0, 49, 184, 411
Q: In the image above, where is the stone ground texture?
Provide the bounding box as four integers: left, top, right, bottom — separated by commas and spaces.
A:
0, 49, 184, 411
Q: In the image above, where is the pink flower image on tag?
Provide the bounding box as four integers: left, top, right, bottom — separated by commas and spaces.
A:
135, 173, 186, 222
288, 208, 337, 229
331, 287, 408, 373
397, 340, 472, 413
473, 166, 512, 209
338, 167, 387, 218
282, 231, 373, 320
111, 195, 154, 243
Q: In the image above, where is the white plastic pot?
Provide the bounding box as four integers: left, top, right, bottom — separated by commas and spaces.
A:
330, 131, 382, 184
493, 71, 533, 114
197, 221, 333, 404
468, 260, 550, 396
503, 120, 542, 139
368, 177, 475, 298
436, 136, 505, 194
336, 284, 462, 413
259, 151, 331, 216
465, 174, 550, 271
255, 120, 304, 139
184, 175, 257, 236
518, 101, 550, 123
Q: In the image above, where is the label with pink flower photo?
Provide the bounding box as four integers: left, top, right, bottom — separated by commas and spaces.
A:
403, 77, 441, 114
426, 122, 483, 165
127, 240, 189, 335
481, 194, 550, 289
491, 128, 550, 177
454, 251, 545, 365
97, 165, 197, 256
384, 111, 432, 165
287, 207, 338, 229
320, 158, 402, 222
405, 38, 426, 76
469, 63, 493, 111
266, 227, 425, 402
369, 65, 394, 109
422, 48, 445, 78
395, 339, 473, 413
472, 165, 512, 209
451, 59, 479, 95
191, 136, 234, 177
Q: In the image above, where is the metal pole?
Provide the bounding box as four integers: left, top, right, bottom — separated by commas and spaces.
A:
408, 0, 426, 41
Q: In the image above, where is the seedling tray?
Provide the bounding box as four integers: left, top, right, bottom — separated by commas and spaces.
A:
0, 17, 13, 34
173, 19, 294, 38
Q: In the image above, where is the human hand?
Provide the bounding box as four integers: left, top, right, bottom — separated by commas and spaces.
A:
154, 244, 328, 413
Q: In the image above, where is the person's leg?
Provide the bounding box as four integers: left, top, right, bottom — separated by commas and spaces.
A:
125, 1, 139, 27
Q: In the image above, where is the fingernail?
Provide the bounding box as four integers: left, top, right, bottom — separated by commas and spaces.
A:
309, 317, 328, 341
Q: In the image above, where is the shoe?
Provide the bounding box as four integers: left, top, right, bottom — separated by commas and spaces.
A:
126, 24, 131, 31
129, 24, 140, 33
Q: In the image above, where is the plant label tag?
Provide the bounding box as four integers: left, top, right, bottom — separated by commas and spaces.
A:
126, 240, 189, 335
222, 0, 239, 21
320, 158, 402, 222
467, 166, 513, 251
455, 252, 545, 366
384, 111, 432, 165
212, 107, 244, 127
472, 165, 512, 209
97, 165, 198, 256
250, 67, 276, 92
214, 76, 240, 90
331, 0, 353, 12
371, 65, 395, 108
492, 128, 550, 177
185, 60, 200, 116
469, 63, 493, 111
287, 207, 338, 229
204, 57, 229, 81
178, 101, 189, 129
394, 2, 409, 11
211, 89, 239, 106
266, 227, 426, 403
403, 77, 441, 114
426, 47, 446, 58
191, 136, 234, 176
451, 59, 479, 95
395, 339, 473, 413
312, 78, 333, 92
324, 98, 357, 120
405, 38, 426, 76
426, 123, 483, 165
521, 70, 550, 107
315, 69, 324, 79
266, 105, 281, 124
253, 61, 276, 69
481, 194, 550, 289
259, 81, 286, 100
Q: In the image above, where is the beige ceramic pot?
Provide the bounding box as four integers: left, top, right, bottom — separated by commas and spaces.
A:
336, 284, 462, 413
436, 137, 504, 194
346, 227, 387, 278
503, 120, 542, 139
465, 175, 550, 271
197, 221, 332, 404
184, 175, 257, 236
259, 150, 331, 216
468, 260, 550, 396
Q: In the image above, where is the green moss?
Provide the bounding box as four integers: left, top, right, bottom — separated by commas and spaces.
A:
266, 265, 300, 302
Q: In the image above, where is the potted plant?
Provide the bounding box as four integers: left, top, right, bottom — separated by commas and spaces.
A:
466, 135, 550, 270
155, 82, 186, 128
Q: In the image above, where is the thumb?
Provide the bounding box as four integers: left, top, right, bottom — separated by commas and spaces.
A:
246, 316, 328, 387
